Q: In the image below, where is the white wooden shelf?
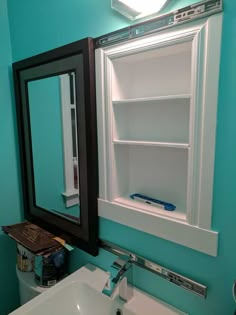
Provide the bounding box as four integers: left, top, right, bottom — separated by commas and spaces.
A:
112, 95, 190, 143
112, 94, 191, 105
114, 196, 186, 222
111, 41, 192, 100
113, 140, 190, 149
96, 14, 222, 256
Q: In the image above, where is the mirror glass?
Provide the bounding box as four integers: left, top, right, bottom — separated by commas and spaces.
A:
28, 73, 80, 223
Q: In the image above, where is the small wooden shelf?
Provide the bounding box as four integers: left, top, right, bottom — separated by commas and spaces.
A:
113, 94, 191, 105
113, 140, 190, 149
114, 196, 186, 222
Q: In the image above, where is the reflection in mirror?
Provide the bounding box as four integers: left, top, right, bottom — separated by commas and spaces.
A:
28, 73, 80, 223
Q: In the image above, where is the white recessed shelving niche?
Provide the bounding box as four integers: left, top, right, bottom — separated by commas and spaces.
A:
96, 14, 222, 256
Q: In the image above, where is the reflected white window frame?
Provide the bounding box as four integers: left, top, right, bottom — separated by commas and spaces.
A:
60, 73, 79, 207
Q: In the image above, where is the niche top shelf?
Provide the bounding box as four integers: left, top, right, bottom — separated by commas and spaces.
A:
113, 41, 192, 64
112, 94, 191, 105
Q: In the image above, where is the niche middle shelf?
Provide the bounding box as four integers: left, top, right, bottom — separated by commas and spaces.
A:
112, 94, 191, 146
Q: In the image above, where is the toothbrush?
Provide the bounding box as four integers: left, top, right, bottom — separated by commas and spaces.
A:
130, 193, 176, 211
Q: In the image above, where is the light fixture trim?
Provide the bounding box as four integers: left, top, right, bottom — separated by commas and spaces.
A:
112, 0, 169, 20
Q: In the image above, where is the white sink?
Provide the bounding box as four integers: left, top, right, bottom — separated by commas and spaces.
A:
10, 264, 187, 315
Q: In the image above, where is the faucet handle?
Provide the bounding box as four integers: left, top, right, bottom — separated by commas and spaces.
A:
102, 257, 133, 301
119, 276, 133, 302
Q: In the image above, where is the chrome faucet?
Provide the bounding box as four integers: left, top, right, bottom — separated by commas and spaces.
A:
102, 257, 133, 302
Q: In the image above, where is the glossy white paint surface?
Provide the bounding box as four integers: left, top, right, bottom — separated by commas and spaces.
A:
96, 14, 222, 255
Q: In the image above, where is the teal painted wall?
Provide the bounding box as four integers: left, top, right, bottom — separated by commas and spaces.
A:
6, 0, 236, 314
0, 0, 22, 314
28, 77, 79, 217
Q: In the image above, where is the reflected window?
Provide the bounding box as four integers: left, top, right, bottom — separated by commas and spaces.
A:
60, 73, 79, 207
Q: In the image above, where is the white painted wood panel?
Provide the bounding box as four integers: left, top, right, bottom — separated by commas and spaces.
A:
98, 199, 218, 256
96, 14, 222, 256
113, 97, 190, 143
110, 145, 188, 217
112, 43, 192, 99
129, 146, 188, 215
113, 140, 189, 149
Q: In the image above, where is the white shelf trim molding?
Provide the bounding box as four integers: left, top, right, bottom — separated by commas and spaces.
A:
113, 140, 190, 149
96, 14, 222, 256
112, 94, 191, 105
98, 199, 218, 256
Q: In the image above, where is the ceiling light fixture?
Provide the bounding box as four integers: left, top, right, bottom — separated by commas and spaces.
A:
112, 0, 169, 20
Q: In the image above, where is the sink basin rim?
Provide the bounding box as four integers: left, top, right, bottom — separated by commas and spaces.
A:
9, 264, 188, 315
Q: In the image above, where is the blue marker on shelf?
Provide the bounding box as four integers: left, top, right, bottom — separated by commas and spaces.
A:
130, 193, 176, 211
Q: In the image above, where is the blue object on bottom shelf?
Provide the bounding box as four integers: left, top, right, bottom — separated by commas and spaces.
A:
130, 193, 176, 211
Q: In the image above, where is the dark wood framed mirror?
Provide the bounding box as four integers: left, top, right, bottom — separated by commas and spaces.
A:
13, 38, 98, 255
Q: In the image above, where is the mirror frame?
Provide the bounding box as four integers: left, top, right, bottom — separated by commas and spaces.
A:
13, 38, 98, 256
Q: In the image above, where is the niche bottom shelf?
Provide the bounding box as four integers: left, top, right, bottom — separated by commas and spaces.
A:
113, 196, 187, 222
